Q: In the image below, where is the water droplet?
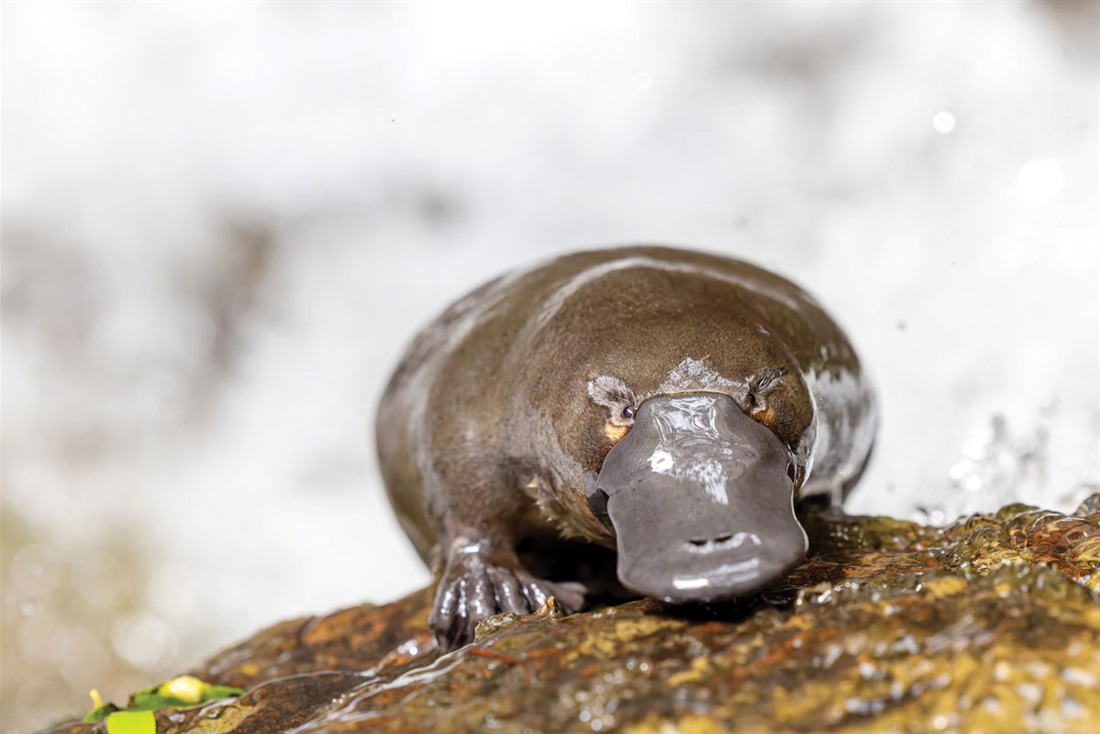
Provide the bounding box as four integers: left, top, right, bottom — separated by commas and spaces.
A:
931, 110, 956, 134
915, 506, 947, 526
111, 611, 177, 670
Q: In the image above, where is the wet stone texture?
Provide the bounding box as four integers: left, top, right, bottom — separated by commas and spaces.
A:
48, 497, 1100, 733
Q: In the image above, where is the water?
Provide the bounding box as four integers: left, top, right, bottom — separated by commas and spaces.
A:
2, 3, 1097, 731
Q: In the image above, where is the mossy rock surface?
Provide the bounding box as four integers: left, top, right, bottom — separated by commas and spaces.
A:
49, 498, 1100, 733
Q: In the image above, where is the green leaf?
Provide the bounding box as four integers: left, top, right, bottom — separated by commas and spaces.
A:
83, 703, 121, 724
83, 676, 246, 722
105, 710, 156, 734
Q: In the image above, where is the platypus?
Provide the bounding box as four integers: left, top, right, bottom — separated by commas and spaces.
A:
376, 246, 876, 649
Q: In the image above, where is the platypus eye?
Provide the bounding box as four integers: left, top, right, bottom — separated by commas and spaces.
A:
622, 405, 635, 420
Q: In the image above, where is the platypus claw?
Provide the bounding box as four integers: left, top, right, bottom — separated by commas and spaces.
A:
431, 548, 586, 650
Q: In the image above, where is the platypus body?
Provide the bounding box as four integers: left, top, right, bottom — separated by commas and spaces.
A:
377, 246, 876, 648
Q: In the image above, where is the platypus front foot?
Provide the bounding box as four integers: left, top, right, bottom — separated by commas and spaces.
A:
431, 538, 586, 650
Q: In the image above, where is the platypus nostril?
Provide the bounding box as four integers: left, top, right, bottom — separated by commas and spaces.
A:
715, 533, 733, 544
689, 538, 708, 547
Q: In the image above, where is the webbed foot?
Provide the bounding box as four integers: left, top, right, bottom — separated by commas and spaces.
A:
430, 539, 586, 650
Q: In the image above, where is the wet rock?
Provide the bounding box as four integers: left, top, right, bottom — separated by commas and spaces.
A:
48, 498, 1100, 733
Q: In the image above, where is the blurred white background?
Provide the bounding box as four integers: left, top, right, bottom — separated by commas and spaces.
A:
2, 2, 1097, 730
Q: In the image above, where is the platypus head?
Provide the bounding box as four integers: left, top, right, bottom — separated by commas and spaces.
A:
587, 392, 807, 602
